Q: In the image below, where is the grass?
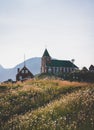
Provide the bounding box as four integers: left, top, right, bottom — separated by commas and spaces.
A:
0, 79, 94, 130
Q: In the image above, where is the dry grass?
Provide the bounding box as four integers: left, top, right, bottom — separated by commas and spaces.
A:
0, 79, 94, 130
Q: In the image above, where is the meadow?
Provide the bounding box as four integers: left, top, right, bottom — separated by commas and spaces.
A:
0, 78, 94, 130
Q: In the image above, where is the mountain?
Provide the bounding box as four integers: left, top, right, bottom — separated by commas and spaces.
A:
0, 57, 41, 82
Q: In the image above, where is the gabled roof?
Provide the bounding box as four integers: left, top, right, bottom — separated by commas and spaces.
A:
43, 49, 50, 57
17, 66, 33, 76
82, 67, 88, 71
89, 65, 94, 70
23, 66, 30, 71
46, 59, 78, 68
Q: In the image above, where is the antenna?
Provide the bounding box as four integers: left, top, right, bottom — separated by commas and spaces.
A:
24, 54, 26, 67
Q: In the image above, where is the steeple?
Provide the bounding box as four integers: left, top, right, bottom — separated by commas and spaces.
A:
43, 49, 50, 57
41, 49, 51, 73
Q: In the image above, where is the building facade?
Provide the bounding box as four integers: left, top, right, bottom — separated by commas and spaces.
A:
41, 49, 78, 74
16, 66, 34, 81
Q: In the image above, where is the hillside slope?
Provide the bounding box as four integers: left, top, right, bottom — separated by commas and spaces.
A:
0, 79, 94, 130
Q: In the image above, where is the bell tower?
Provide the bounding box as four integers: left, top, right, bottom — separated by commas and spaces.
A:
41, 49, 51, 73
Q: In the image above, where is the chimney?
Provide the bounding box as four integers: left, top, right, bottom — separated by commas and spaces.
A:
17, 68, 20, 73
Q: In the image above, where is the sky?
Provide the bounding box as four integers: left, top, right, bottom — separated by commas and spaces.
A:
0, 0, 94, 69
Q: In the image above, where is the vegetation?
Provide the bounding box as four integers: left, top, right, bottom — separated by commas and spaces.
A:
37, 71, 94, 83
0, 78, 94, 130
63, 71, 94, 83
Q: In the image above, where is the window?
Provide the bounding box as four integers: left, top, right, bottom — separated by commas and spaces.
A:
67, 68, 69, 73
19, 76, 22, 80
60, 67, 62, 72
22, 70, 24, 73
48, 67, 52, 73
56, 67, 59, 73
70, 68, 72, 72
63, 67, 65, 72
25, 70, 28, 73
53, 67, 55, 73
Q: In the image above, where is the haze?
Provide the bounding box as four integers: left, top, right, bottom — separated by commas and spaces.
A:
0, 0, 94, 68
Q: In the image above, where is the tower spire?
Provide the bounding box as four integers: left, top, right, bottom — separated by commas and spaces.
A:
43, 48, 50, 57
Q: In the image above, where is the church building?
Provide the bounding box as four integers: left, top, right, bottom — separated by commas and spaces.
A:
41, 49, 78, 74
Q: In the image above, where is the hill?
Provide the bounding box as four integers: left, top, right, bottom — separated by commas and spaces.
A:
0, 57, 41, 82
0, 79, 94, 130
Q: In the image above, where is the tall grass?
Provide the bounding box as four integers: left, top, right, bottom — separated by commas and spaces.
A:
0, 79, 94, 130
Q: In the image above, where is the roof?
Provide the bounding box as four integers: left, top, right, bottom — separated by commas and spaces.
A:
43, 49, 50, 57
17, 66, 33, 76
46, 60, 78, 68
89, 65, 94, 70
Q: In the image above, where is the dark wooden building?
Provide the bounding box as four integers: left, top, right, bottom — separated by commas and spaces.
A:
89, 65, 94, 72
16, 66, 34, 81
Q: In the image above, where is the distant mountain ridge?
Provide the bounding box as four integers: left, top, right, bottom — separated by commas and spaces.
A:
0, 57, 41, 82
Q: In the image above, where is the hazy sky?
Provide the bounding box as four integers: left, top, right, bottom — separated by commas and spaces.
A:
0, 0, 94, 68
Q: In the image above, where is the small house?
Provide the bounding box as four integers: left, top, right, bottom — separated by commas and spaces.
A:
16, 66, 34, 81
89, 65, 94, 72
